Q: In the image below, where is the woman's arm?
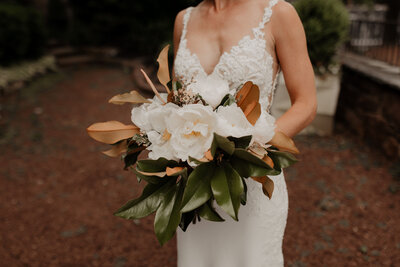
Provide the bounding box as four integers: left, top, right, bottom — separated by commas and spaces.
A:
271, 2, 317, 137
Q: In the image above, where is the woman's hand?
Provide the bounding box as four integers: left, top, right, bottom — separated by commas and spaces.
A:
271, 1, 317, 137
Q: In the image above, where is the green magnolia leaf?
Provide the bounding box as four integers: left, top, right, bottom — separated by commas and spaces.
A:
133, 168, 164, 184
123, 151, 141, 169
198, 201, 225, 222
137, 158, 179, 172
123, 142, 143, 169
240, 177, 247, 205
212, 133, 235, 156
154, 181, 184, 246
114, 179, 172, 219
230, 148, 280, 177
188, 156, 206, 165
181, 162, 215, 213
227, 135, 252, 149
179, 210, 196, 232
211, 163, 244, 221
268, 150, 299, 170
217, 94, 236, 107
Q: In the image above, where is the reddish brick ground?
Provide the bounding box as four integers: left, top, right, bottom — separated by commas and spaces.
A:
0, 66, 399, 267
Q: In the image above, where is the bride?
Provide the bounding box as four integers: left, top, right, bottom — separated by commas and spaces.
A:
172, 0, 317, 266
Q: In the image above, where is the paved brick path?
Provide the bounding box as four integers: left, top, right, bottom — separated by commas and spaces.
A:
0, 66, 398, 266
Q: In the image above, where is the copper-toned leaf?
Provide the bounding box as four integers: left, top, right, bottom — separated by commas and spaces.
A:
251, 176, 274, 199
236, 81, 253, 106
261, 176, 274, 199
140, 69, 166, 104
235, 81, 261, 125
166, 167, 184, 176
87, 121, 140, 144
157, 45, 171, 93
245, 101, 261, 126
108, 90, 151, 105
167, 90, 174, 103
268, 131, 300, 154
262, 155, 274, 168
204, 150, 214, 161
102, 140, 128, 157
136, 169, 167, 177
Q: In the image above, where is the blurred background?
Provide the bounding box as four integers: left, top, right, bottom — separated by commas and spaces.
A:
0, 0, 399, 266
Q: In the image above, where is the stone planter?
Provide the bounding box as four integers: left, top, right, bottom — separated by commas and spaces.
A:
271, 70, 341, 135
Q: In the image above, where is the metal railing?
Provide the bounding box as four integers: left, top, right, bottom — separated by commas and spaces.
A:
346, 19, 400, 66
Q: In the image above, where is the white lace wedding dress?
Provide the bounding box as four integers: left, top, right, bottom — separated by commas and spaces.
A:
173, 0, 288, 266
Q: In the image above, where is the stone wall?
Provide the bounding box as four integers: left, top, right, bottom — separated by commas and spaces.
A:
335, 64, 400, 159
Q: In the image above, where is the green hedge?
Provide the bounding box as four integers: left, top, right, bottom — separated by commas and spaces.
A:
0, 4, 47, 66
294, 0, 349, 73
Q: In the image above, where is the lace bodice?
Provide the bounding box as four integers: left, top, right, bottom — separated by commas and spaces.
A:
174, 0, 280, 112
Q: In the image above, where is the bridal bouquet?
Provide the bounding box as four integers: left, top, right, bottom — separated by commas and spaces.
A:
87, 45, 299, 245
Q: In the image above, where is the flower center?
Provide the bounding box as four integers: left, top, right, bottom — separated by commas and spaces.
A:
162, 129, 171, 141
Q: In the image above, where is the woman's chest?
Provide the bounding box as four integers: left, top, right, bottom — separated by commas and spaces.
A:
174, 36, 274, 90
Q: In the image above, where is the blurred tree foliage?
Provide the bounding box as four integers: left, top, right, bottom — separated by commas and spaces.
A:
294, 0, 350, 73
0, 3, 47, 66
64, 0, 197, 57
47, 0, 69, 42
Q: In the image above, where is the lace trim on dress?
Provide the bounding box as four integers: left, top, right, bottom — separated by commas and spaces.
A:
181, 7, 194, 43
174, 0, 281, 113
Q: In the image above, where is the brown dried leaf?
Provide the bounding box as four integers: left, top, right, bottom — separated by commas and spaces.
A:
262, 155, 274, 168
236, 81, 261, 125
251, 176, 274, 199
245, 101, 261, 126
108, 90, 151, 105
140, 69, 166, 104
102, 140, 128, 157
166, 167, 184, 176
204, 150, 214, 161
87, 121, 140, 144
136, 170, 166, 177
157, 45, 171, 93
268, 131, 300, 154
236, 81, 253, 106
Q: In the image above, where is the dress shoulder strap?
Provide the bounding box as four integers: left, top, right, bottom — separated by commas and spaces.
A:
181, 7, 194, 42
253, 0, 280, 37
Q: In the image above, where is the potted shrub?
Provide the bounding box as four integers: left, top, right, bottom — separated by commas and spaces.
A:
271, 0, 349, 135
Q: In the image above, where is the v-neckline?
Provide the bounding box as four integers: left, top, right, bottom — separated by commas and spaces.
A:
181, 2, 273, 77
184, 33, 260, 77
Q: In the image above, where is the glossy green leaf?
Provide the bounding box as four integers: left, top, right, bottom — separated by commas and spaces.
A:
188, 156, 206, 165
154, 181, 184, 246
240, 177, 247, 205
179, 210, 196, 232
230, 148, 280, 177
268, 150, 298, 170
133, 168, 164, 184
181, 162, 215, 213
211, 163, 244, 221
137, 158, 179, 172
213, 133, 235, 155
217, 94, 236, 107
198, 201, 225, 222
227, 135, 252, 149
114, 180, 172, 219
123, 151, 141, 169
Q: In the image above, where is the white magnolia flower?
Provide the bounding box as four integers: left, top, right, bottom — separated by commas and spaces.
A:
215, 103, 253, 138
167, 104, 217, 161
252, 109, 276, 146
131, 93, 171, 132
216, 103, 276, 146
147, 130, 179, 161
186, 75, 231, 108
